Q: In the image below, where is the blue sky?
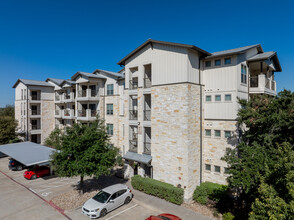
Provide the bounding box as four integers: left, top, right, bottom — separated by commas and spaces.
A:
0, 0, 293, 107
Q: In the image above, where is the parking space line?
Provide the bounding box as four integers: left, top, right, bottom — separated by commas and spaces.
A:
106, 204, 138, 220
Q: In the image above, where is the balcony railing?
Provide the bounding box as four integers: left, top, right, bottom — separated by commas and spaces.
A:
31, 95, 40, 100
143, 142, 151, 155
250, 76, 258, 88
144, 110, 151, 121
91, 90, 98, 97
55, 95, 60, 101
31, 110, 40, 116
32, 124, 41, 130
144, 77, 151, 88
129, 140, 138, 152
64, 93, 71, 100
64, 109, 70, 116
78, 110, 87, 117
129, 110, 138, 120
91, 110, 96, 117
250, 75, 276, 91
78, 90, 87, 98
55, 109, 60, 116
129, 80, 138, 90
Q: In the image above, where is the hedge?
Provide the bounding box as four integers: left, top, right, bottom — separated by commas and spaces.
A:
131, 175, 184, 205
193, 181, 228, 205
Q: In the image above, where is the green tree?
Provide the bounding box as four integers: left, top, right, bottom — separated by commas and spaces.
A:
0, 116, 18, 144
222, 90, 294, 218
44, 128, 62, 148
0, 105, 15, 117
50, 117, 118, 194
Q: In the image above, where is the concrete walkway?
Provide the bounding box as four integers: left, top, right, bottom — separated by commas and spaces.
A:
126, 181, 212, 220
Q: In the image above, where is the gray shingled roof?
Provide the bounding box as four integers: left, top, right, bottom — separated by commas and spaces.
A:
94, 69, 125, 79
206, 44, 263, 58
46, 78, 65, 86
71, 71, 107, 80
61, 80, 76, 87
247, 51, 276, 61
13, 79, 54, 88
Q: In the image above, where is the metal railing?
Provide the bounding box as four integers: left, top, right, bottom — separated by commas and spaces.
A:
129, 140, 138, 152
32, 124, 41, 130
78, 90, 87, 97
143, 142, 151, 155
91, 90, 98, 97
250, 76, 258, 88
129, 110, 138, 120
78, 110, 87, 117
144, 77, 151, 88
144, 110, 151, 121
31, 95, 40, 100
129, 80, 138, 90
64, 93, 71, 100
31, 110, 40, 115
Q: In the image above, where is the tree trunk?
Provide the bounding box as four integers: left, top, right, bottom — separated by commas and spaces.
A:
79, 175, 84, 195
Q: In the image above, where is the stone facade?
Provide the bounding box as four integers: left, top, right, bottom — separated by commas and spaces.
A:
203, 120, 238, 184
151, 83, 202, 200
41, 100, 55, 144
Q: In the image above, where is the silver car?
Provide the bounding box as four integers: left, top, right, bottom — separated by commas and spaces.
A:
82, 184, 133, 218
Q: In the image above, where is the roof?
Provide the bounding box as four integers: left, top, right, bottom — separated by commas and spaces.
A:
0, 142, 56, 166
60, 80, 76, 87
71, 71, 107, 81
13, 79, 54, 88
94, 69, 125, 79
102, 184, 128, 194
117, 39, 211, 65
206, 44, 263, 59
46, 78, 65, 86
247, 51, 282, 72
123, 151, 152, 164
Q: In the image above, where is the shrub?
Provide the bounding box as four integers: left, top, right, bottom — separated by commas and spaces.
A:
131, 175, 184, 205
193, 182, 228, 204
223, 212, 235, 220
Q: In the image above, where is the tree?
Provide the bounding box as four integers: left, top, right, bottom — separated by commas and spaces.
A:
222, 90, 294, 218
50, 117, 119, 194
0, 105, 15, 118
44, 128, 62, 148
0, 116, 18, 144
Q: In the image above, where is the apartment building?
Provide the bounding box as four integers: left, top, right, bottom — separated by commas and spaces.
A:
117, 39, 281, 200
13, 79, 55, 144
13, 39, 281, 200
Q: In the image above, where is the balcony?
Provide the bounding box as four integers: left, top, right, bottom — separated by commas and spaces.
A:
63, 93, 75, 102
144, 77, 151, 88
55, 109, 62, 118
250, 75, 276, 96
77, 89, 99, 101
29, 110, 41, 118
77, 109, 97, 121
55, 94, 63, 103
129, 79, 138, 90
30, 123, 41, 134
143, 142, 151, 155
129, 140, 138, 153
143, 110, 151, 121
129, 110, 138, 120
63, 109, 75, 119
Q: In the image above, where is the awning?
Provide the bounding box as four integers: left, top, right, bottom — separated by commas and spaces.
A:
123, 151, 152, 164
0, 142, 56, 166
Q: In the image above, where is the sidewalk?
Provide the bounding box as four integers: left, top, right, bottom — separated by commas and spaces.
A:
126, 181, 212, 220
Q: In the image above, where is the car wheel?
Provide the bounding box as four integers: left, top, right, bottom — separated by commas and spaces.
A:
100, 208, 107, 217
124, 196, 131, 204
16, 165, 22, 171
31, 175, 37, 180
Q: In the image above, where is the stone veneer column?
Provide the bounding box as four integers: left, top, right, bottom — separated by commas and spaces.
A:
151, 83, 202, 200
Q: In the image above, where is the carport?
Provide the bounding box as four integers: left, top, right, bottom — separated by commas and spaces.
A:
0, 142, 56, 174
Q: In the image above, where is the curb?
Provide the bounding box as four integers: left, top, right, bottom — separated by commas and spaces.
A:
0, 169, 71, 220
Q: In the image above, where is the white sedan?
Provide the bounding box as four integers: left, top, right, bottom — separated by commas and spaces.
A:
82, 184, 133, 218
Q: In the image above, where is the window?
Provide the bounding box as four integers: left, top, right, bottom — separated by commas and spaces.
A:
214, 166, 221, 173
215, 59, 221, 66
225, 94, 231, 101
206, 95, 211, 102
21, 89, 23, 100
117, 189, 127, 197
224, 167, 230, 174
107, 84, 114, 95
225, 131, 231, 138
241, 64, 247, 84
205, 129, 211, 137
224, 58, 231, 65
215, 95, 221, 101
107, 104, 113, 115
24, 89, 26, 99
205, 61, 211, 67
107, 124, 113, 135
215, 130, 221, 137
205, 164, 211, 171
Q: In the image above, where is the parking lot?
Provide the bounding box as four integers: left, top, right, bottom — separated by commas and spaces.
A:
0, 157, 172, 220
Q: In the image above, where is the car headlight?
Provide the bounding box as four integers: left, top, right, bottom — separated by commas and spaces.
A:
93, 208, 99, 212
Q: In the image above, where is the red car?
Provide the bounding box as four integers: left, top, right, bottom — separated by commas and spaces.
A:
146, 213, 182, 220
23, 166, 50, 180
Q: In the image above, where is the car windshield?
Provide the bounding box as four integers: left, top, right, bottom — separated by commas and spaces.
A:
92, 191, 111, 203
